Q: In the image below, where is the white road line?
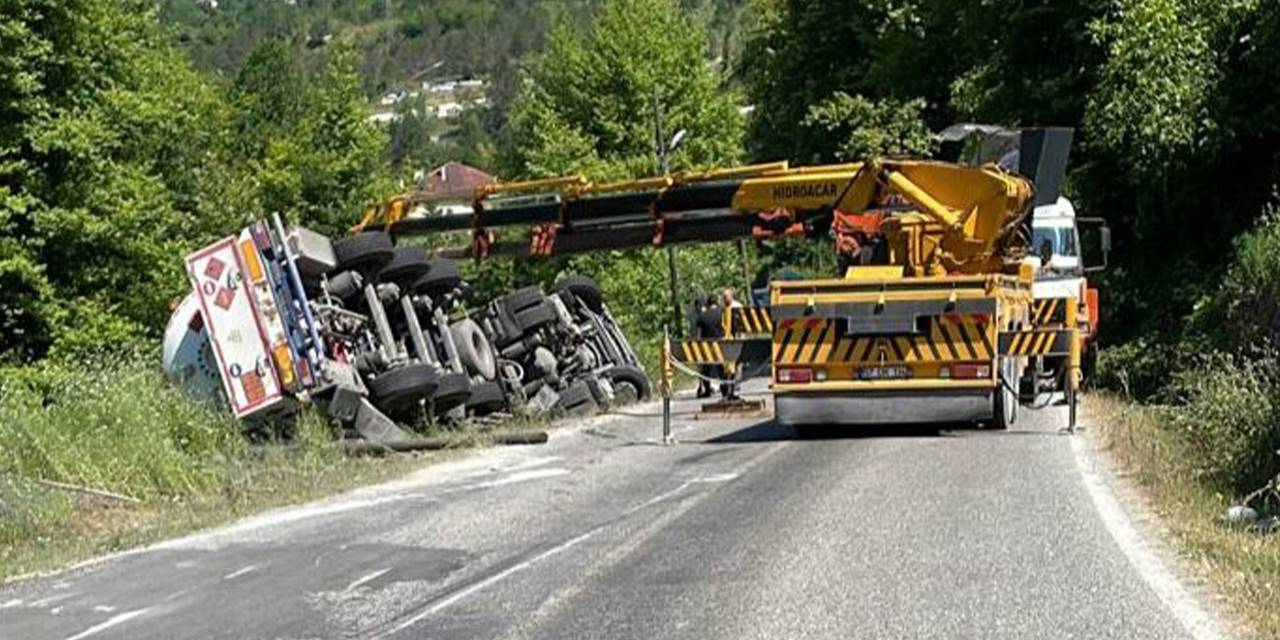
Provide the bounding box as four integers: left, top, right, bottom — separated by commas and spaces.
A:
345, 568, 391, 592
631, 473, 740, 511
379, 531, 597, 638
62, 608, 149, 640
1, 598, 22, 609
29, 592, 75, 608
499, 456, 563, 473
474, 468, 571, 488
378, 454, 767, 638
222, 564, 259, 580
1071, 436, 1233, 640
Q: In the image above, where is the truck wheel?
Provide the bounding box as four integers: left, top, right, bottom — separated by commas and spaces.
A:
378, 246, 431, 285
465, 380, 507, 416
552, 275, 605, 313
429, 372, 472, 413
603, 364, 651, 402
334, 231, 395, 273
369, 364, 439, 417
993, 362, 1017, 430
412, 259, 462, 299
554, 380, 597, 417
583, 374, 613, 408
450, 318, 497, 380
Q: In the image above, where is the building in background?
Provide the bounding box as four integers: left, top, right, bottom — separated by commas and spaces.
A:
410, 162, 496, 216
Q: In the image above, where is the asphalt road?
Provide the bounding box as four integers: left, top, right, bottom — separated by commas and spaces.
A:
1, 387, 1224, 640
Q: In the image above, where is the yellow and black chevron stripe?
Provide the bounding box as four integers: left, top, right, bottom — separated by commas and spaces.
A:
774, 316, 993, 365
676, 340, 726, 364
725, 306, 773, 336
1030, 298, 1067, 326
1001, 330, 1071, 356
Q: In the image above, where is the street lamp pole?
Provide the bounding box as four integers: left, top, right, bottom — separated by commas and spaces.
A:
654, 89, 684, 339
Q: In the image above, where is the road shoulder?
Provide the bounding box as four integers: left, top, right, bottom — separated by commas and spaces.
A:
1077, 398, 1244, 640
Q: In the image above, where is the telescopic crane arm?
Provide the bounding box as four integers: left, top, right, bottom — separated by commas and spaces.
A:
356, 159, 1034, 276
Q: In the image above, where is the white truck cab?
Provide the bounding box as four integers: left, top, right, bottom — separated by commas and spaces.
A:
1030, 197, 1086, 301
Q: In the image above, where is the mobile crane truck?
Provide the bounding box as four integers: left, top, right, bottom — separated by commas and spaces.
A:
357, 127, 1102, 430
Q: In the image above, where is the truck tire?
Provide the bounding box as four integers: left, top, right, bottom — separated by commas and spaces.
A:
603, 364, 650, 402
993, 361, 1017, 430
334, 231, 395, 273
450, 318, 497, 380
583, 374, 612, 408
554, 380, 597, 417
514, 302, 557, 333
369, 364, 438, 416
552, 275, 605, 313
378, 246, 431, 285
465, 380, 507, 416
430, 372, 472, 413
411, 259, 462, 299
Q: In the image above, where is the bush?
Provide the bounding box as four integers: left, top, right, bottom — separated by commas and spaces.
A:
0, 354, 245, 500
1160, 352, 1280, 493
1099, 205, 1280, 495
1095, 338, 1186, 401
1189, 204, 1280, 354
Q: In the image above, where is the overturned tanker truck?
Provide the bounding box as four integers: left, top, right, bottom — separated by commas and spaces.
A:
162, 214, 650, 446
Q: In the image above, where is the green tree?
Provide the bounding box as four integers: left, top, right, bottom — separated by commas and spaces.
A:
802, 93, 936, 161
0, 0, 237, 360
504, 0, 744, 179
1085, 0, 1222, 176
258, 42, 390, 234
230, 40, 307, 159
738, 0, 963, 162
948, 0, 1106, 127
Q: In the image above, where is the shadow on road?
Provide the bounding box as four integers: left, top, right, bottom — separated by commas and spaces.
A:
700, 420, 957, 443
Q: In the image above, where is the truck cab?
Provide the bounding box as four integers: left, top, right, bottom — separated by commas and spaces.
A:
1030, 197, 1084, 297
1026, 196, 1107, 389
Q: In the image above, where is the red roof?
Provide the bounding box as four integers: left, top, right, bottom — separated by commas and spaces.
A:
421, 162, 495, 197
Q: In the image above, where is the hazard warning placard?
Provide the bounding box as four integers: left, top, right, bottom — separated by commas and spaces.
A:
185, 237, 285, 419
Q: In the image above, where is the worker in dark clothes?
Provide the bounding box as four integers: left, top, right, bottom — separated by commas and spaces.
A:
693, 294, 724, 398
718, 288, 742, 400
690, 297, 711, 398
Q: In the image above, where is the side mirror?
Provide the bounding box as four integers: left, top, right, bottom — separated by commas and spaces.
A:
1077, 217, 1110, 273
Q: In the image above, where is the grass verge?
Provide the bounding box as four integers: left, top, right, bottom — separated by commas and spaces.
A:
1088, 393, 1280, 639
0, 355, 546, 582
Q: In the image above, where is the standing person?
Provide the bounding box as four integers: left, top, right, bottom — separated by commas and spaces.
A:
694, 294, 724, 398
719, 287, 742, 399
690, 297, 712, 398
722, 286, 743, 309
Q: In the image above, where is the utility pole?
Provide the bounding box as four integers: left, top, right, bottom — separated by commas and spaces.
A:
654, 88, 685, 338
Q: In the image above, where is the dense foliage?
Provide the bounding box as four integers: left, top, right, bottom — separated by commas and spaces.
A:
0, 0, 387, 363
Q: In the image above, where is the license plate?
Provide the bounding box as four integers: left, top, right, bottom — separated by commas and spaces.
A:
858, 366, 911, 380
